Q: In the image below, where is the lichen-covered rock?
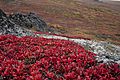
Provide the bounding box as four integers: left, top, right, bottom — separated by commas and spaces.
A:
0, 9, 53, 36
0, 9, 35, 36
9, 12, 51, 32
35, 34, 120, 64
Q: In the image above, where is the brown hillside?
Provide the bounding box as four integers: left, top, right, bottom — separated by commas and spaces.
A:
0, 0, 120, 45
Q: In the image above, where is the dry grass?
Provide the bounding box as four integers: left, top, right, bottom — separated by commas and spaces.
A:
0, 0, 120, 45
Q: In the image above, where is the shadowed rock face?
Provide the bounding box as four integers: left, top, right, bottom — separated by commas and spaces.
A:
0, 9, 7, 18
9, 12, 50, 32
0, 9, 54, 36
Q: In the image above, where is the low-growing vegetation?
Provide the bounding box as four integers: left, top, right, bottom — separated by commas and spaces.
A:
0, 35, 120, 80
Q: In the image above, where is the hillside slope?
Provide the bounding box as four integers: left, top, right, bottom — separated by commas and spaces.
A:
0, 0, 120, 45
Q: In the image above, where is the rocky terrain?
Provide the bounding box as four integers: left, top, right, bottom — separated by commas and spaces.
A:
0, 1, 120, 79
36, 33, 120, 64
0, 9, 54, 36
0, 9, 120, 65
0, 0, 120, 45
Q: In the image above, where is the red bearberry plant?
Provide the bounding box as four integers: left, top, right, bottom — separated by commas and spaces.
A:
0, 35, 120, 80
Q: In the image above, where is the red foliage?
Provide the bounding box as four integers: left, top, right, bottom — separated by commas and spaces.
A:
0, 35, 119, 80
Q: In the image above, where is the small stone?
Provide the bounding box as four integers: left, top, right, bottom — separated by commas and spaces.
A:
116, 60, 120, 64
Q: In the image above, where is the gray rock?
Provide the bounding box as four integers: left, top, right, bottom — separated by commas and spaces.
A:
35, 34, 120, 64
9, 12, 52, 32
0, 9, 35, 36
0, 9, 53, 36
116, 60, 120, 64
0, 9, 7, 18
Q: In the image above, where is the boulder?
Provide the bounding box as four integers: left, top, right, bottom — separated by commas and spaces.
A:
0, 9, 35, 36
9, 12, 51, 32
0, 9, 53, 36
